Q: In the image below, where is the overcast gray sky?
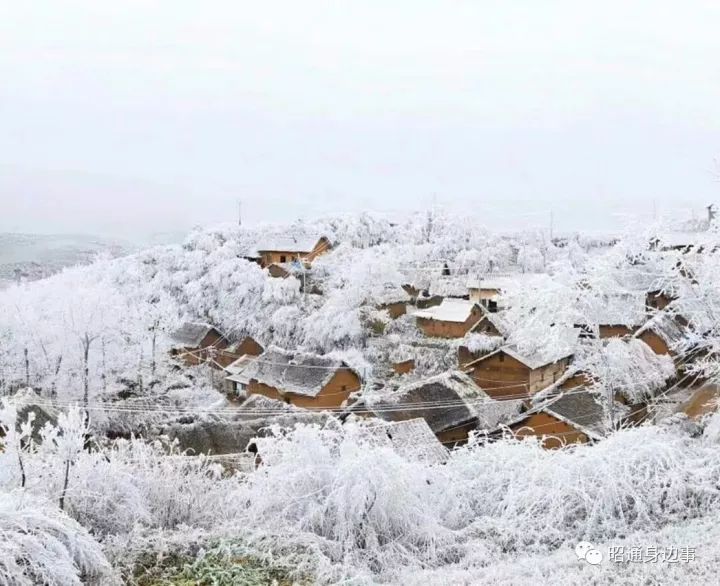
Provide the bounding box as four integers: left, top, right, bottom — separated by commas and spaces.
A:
1, 1, 719, 239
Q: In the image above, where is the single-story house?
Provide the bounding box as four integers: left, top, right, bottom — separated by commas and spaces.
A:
255, 235, 332, 268
241, 347, 362, 409
169, 322, 229, 366
464, 344, 574, 400
412, 298, 486, 339
466, 273, 547, 312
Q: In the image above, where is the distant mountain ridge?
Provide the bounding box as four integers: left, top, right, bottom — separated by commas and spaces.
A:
0, 232, 132, 287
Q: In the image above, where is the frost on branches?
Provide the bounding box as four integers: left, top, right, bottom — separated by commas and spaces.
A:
2, 212, 720, 583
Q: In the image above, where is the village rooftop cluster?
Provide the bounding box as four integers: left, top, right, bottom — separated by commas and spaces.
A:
167, 225, 717, 458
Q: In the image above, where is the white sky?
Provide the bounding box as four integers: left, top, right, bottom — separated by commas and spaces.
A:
1, 1, 719, 238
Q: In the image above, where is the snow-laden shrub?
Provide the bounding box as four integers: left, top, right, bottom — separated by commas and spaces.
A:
235, 421, 720, 583
0, 490, 114, 586
240, 423, 458, 581
59, 439, 241, 537
441, 426, 720, 552
576, 338, 676, 402
464, 333, 503, 354
0, 404, 242, 539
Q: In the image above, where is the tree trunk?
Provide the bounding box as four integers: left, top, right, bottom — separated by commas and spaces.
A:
101, 337, 107, 393
59, 459, 70, 511
50, 355, 62, 399
17, 451, 26, 488
151, 325, 157, 377
82, 334, 91, 410
24, 348, 29, 387
137, 346, 144, 392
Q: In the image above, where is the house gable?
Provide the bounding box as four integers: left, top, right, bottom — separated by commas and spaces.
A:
199, 329, 229, 350
287, 368, 361, 409
465, 350, 531, 400
235, 336, 264, 357
464, 347, 571, 399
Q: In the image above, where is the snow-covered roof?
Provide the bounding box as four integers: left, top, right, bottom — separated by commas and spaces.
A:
241, 347, 356, 398
430, 276, 470, 297
654, 231, 719, 250
235, 395, 328, 426
505, 345, 574, 370
466, 272, 548, 291
412, 298, 480, 323
359, 371, 519, 434
670, 295, 716, 335
355, 372, 477, 434
471, 337, 577, 371
541, 391, 607, 440
358, 418, 449, 464
580, 293, 647, 327
170, 322, 223, 348
505, 388, 609, 441
256, 234, 327, 254
224, 355, 257, 385
610, 268, 665, 294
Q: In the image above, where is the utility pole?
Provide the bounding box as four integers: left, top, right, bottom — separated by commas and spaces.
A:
238, 199, 243, 227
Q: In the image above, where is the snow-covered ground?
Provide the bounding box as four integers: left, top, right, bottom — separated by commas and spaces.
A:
1, 212, 720, 583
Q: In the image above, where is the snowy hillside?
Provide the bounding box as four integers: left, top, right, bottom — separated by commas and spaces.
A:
2, 212, 720, 583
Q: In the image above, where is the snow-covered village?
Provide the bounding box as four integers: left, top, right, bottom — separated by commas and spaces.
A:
5, 2, 720, 585
3, 210, 720, 584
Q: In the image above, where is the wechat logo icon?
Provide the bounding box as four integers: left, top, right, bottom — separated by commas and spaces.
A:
576, 541, 603, 565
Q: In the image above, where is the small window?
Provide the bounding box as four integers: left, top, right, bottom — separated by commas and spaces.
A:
341, 385, 347, 391
488, 300, 498, 313
499, 354, 505, 362
280, 255, 287, 263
